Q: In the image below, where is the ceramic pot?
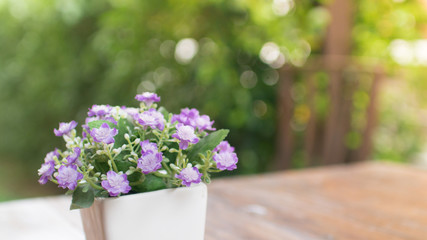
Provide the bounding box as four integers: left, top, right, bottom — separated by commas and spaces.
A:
80, 183, 208, 240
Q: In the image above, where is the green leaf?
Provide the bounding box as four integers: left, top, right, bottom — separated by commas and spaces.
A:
82, 184, 90, 193
187, 129, 229, 161
131, 174, 166, 193
127, 171, 144, 183
70, 184, 95, 210
65, 190, 74, 195
88, 120, 116, 129
88, 148, 110, 174
115, 160, 143, 183
115, 159, 136, 172
113, 118, 134, 149
162, 142, 179, 165
92, 160, 110, 174
94, 189, 109, 198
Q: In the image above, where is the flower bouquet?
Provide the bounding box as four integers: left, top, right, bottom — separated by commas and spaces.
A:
38, 92, 238, 239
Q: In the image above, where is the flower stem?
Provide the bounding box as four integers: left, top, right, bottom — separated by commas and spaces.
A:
162, 161, 173, 176
106, 150, 119, 172
86, 177, 104, 190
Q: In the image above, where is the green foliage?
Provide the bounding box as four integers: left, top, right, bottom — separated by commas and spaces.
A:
187, 129, 229, 162
88, 120, 116, 129
2, 0, 312, 178
114, 118, 133, 149
131, 174, 167, 193
70, 184, 95, 210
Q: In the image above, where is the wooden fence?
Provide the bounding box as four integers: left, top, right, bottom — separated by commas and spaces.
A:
275, 57, 384, 169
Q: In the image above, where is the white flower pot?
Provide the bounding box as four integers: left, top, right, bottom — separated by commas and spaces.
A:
80, 183, 208, 240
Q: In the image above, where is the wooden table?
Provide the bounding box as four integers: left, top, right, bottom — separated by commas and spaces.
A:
1, 162, 427, 240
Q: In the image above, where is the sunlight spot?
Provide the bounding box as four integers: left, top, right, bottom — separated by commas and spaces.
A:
8, 0, 29, 20
272, 0, 294, 17
175, 38, 198, 64
260, 42, 280, 65
243, 204, 268, 215
389, 39, 414, 65
260, 42, 286, 68
414, 40, 427, 66
263, 70, 279, 86
253, 100, 268, 118
240, 70, 258, 89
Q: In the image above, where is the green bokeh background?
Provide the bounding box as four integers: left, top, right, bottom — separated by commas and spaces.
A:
0, 0, 426, 200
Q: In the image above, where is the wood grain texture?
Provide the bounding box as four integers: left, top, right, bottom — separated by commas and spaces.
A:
205, 162, 427, 240
80, 200, 105, 240
1, 162, 427, 240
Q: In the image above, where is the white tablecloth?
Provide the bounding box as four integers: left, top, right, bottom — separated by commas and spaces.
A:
0, 196, 84, 240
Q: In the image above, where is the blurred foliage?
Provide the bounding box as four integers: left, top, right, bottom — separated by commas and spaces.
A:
0, 0, 325, 182
353, 0, 427, 163
0, 0, 427, 199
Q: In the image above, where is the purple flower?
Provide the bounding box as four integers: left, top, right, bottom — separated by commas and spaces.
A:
88, 105, 112, 117
172, 124, 199, 150
44, 149, 60, 163
85, 116, 100, 125
102, 116, 118, 125
56, 165, 83, 190
214, 141, 235, 153
90, 123, 118, 144
54, 121, 77, 137
83, 116, 117, 139
137, 152, 163, 174
175, 167, 202, 187
66, 147, 81, 165
195, 115, 216, 132
140, 140, 158, 155
172, 108, 215, 132
171, 108, 199, 128
82, 116, 99, 139
213, 152, 238, 171
38, 161, 55, 185
137, 109, 165, 131
101, 171, 131, 197
135, 92, 161, 106
124, 107, 140, 120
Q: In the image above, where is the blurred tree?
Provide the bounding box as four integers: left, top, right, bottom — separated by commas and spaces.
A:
0, 0, 325, 190
275, 0, 427, 168
0, 0, 426, 199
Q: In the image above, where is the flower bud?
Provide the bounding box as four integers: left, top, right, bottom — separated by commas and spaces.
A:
63, 135, 71, 142
170, 164, 181, 171
124, 133, 130, 140
134, 138, 141, 144
195, 164, 203, 169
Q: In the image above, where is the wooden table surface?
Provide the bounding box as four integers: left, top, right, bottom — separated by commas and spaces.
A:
1, 162, 427, 240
